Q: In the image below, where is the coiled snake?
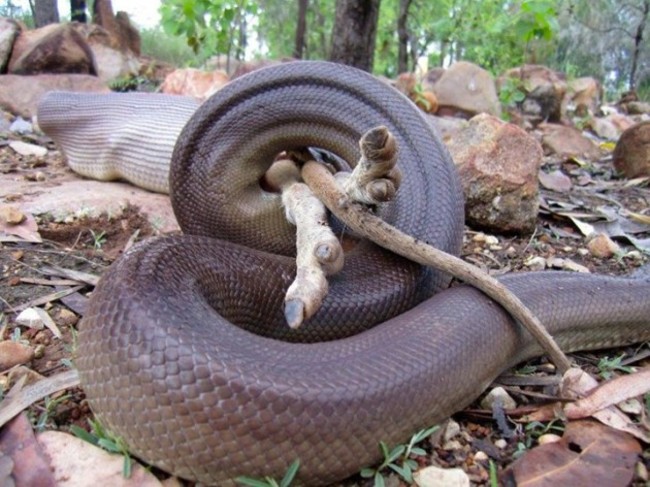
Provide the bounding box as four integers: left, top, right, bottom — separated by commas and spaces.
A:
37, 61, 650, 486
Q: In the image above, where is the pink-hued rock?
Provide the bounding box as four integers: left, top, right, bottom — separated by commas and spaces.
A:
160, 68, 230, 101
445, 113, 543, 234
613, 121, 650, 178
428, 61, 501, 117
8, 23, 97, 76
0, 74, 109, 118
539, 123, 601, 159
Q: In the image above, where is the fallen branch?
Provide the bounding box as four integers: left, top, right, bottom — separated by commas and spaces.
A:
301, 159, 573, 374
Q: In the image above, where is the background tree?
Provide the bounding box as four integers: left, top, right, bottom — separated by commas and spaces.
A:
396, 0, 412, 73
29, 0, 59, 27
329, 0, 381, 71
294, 0, 308, 58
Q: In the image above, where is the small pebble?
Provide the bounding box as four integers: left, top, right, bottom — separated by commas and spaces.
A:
636, 461, 648, 481
9, 117, 33, 134
0, 341, 34, 370
587, 233, 620, 258
484, 235, 499, 246
0, 206, 25, 225
577, 248, 589, 256
524, 256, 546, 271
538, 433, 562, 445
57, 308, 78, 327
9, 140, 47, 157
481, 386, 517, 411
15, 308, 45, 330
473, 451, 488, 462
561, 259, 590, 273
494, 439, 508, 449
443, 419, 461, 441
442, 439, 463, 451
618, 398, 642, 414
413, 465, 470, 487
625, 250, 643, 260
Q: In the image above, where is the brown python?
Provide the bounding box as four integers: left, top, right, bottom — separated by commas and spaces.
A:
37, 61, 650, 486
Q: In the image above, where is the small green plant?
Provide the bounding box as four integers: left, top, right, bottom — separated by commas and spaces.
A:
71, 419, 133, 478
411, 83, 432, 112
89, 229, 107, 250
598, 354, 634, 379
33, 394, 71, 432
109, 75, 147, 93
498, 77, 527, 113
489, 460, 499, 487
360, 425, 438, 486
235, 459, 300, 487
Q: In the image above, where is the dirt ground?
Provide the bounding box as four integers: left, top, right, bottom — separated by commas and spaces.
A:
1, 132, 649, 486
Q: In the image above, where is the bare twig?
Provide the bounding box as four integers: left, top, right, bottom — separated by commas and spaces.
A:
301, 160, 572, 373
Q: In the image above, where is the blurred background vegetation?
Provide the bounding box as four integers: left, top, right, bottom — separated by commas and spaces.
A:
2, 0, 648, 100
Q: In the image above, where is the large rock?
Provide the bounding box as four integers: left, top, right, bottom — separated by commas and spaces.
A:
566, 77, 601, 115
499, 65, 567, 124
0, 74, 109, 118
613, 121, 650, 178
8, 23, 96, 75
589, 112, 636, 141
71, 23, 139, 83
539, 123, 601, 159
160, 68, 229, 101
0, 17, 21, 73
445, 113, 542, 234
426, 61, 501, 117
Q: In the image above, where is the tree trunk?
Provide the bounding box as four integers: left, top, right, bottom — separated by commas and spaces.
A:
33, 0, 59, 27
70, 0, 87, 23
629, 0, 649, 90
329, 0, 381, 72
294, 0, 309, 59
397, 0, 411, 73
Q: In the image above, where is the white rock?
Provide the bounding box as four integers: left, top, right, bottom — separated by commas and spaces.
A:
443, 419, 461, 441
524, 256, 546, 271
16, 307, 45, 329
473, 451, 488, 462
494, 438, 508, 449
414, 466, 470, 487
480, 386, 517, 410
9, 140, 47, 157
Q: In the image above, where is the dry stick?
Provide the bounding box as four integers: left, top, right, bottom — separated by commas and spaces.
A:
301, 161, 573, 374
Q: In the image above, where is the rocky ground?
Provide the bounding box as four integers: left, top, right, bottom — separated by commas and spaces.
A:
0, 119, 649, 487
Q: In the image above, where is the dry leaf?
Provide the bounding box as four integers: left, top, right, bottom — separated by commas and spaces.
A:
503, 420, 640, 487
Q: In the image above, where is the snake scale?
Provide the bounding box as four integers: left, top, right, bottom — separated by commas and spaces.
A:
37, 61, 650, 486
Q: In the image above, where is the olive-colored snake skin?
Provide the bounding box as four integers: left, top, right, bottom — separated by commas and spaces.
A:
37, 62, 650, 486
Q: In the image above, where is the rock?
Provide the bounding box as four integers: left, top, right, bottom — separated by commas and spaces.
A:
525, 255, 547, 271
425, 115, 467, 143
15, 307, 45, 329
160, 68, 230, 101
443, 419, 461, 441
445, 113, 542, 234
539, 123, 601, 159
9, 140, 47, 157
9, 116, 33, 134
613, 121, 650, 178
480, 386, 517, 410
589, 113, 635, 140
538, 433, 562, 445
428, 61, 501, 117
625, 101, 650, 115
566, 77, 601, 115
71, 23, 140, 83
0, 341, 34, 371
8, 23, 97, 76
413, 466, 470, 487
0, 205, 26, 224
499, 65, 567, 124
0, 17, 21, 73
587, 233, 620, 258
115, 11, 141, 56
0, 73, 109, 118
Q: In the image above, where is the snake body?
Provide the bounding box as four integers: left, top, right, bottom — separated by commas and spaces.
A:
37, 62, 650, 485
